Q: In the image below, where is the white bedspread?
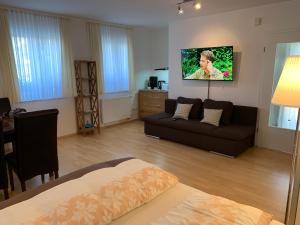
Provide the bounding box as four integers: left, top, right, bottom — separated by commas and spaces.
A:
109, 183, 283, 225
0, 159, 284, 225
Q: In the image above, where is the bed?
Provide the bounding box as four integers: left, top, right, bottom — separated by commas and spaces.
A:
0, 157, 284, 225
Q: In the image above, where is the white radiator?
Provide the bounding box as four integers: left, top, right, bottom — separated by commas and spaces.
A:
101, 95, 138, 124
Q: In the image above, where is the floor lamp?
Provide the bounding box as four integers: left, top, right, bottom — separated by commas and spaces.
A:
271, 56, 300, 225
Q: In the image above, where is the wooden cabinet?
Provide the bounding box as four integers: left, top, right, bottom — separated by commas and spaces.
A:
139, 90, 168, 119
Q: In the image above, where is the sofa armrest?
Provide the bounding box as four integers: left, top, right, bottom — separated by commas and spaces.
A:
165, 99, 177, 115
232, 105, 258, 126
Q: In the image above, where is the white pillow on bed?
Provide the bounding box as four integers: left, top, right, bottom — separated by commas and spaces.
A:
200, 108, 223, 126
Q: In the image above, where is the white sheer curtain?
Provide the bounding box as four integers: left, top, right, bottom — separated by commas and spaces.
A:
60, 18, 76, 97
100, 25, 130, 94
270, 42, 300, 130
8, 11, 63, 102
0, 9, 20, 103
87, 22, 103, 95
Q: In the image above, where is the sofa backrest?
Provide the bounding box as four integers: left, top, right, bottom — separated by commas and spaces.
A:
165, 99, 258, 126
165, 99, 177, 115
231, 105, 258, 126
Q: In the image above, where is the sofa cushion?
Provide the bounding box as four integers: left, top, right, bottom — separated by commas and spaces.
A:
212, 125, 255, 141
203, 99, 233, 125
165, 99, 177, 115
201, 108, 223, 126
173, 103, 193, 120
145, 116, 255, 141
177, 97, 202, 120
144, 113, 172, 124
150, 118, 217, 136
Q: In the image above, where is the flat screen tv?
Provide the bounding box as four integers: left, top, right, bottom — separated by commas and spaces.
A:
181, 46, 233, 81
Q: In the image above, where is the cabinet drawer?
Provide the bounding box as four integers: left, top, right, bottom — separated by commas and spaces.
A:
140, 92, 167, 99
138, 90, 168, 119
141, 101, 164, 108
141, 105, 164, 112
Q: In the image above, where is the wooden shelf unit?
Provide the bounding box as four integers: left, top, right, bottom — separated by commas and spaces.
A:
74, 60, 100, 134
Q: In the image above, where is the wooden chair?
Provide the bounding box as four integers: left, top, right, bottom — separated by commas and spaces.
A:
0, 97, 14, 145
0, 98, 11, 117
5, 109, 59, 192
0, 118, 9, 199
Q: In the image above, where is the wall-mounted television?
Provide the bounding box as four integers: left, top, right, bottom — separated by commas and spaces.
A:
181, 46, 233, 81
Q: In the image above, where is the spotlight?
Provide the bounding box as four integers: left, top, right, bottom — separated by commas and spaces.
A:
178, 4, 184, 15
194, 1, 201, 10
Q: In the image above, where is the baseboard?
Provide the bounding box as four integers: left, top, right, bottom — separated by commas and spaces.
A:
254, 145, 293, 155
58, 133, 77, 139
209, 151, 235, 158
102, 117, 138, 128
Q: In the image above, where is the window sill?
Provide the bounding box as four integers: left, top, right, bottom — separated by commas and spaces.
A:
17, 97, 70, 104
268, 124, 298, 131
101, 92, 133, 100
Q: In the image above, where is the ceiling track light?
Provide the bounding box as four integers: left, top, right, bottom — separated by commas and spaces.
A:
177, 0, 201, 15
194, 0, 201, 10
178, 4, 184, 15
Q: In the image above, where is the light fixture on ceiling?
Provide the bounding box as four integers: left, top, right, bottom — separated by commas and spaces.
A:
178, 4, 184, 15
194, 0, 201, 10
177, 0, 201, 15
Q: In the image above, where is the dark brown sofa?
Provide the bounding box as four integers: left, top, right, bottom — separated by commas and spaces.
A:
144, 98, 258, 157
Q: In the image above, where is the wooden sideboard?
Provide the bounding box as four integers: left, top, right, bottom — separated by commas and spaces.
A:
139, 90, 168, 119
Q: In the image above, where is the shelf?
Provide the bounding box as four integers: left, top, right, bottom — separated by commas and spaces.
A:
78, 94, 97, 98
77, 111, 93, 115
78, 127, 96, 134
74, 60, 100, 135
76, 77, 96, 81
84, 111, 93, 114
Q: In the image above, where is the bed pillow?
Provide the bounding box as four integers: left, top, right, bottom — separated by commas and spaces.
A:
177, 97, 202, 119
201, 108, 223, 126
173, 103, 193, 120
203, 99, 233, 125
0, 159, 178, 225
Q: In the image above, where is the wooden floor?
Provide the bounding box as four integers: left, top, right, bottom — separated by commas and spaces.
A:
1, 121, 291, 222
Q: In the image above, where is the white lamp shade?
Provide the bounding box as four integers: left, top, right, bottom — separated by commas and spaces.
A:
272, 56, 300, 107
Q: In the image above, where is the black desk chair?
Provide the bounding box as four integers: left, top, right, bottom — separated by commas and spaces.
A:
5, 109, 59, 192
0, 118, 9, 199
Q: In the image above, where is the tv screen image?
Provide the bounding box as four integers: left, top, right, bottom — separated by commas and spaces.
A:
181, 46, 233, 81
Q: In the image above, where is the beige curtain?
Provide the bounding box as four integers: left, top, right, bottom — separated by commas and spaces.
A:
127, 29, 135, 94
60, 18, 76, 97
0, 9, 20, 103
86, 22, 103, 95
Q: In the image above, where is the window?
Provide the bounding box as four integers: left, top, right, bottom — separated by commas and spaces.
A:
269, 42, 300, 130
100, 25, 129, 94
8, 11, 62, 102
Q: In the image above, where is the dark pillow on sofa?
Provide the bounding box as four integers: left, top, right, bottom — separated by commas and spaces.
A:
177, 97, 202, 119
203, 99, 233, 125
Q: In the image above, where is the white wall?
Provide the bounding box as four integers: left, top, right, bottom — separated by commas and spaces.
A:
133, 28, 153, 90
134, 27, 169, 90
169, 0, 300, 153
15, 98, 76, 137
